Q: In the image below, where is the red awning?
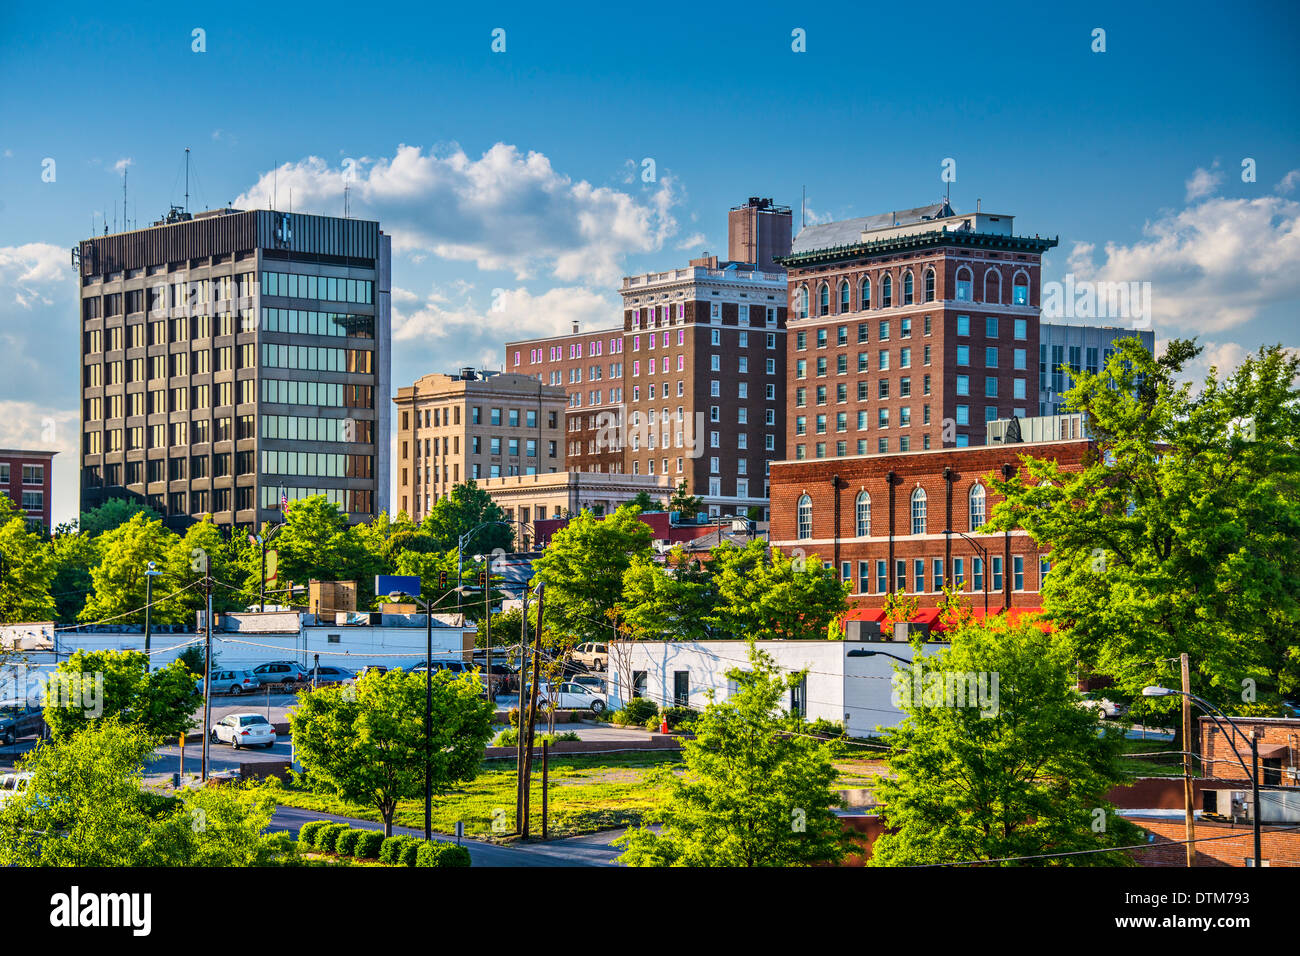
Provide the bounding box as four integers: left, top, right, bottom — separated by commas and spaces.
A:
843, 608, 887, 623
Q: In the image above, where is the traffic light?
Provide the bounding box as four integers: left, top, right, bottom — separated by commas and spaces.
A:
438, 570, 448, 589
477, 570, 487, 589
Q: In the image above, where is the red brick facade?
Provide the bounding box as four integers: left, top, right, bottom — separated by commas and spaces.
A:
1129, 817, 1300, 867
1201, 717, 1300, 789
769, 438, 1092, 609
0, 449, 56, 529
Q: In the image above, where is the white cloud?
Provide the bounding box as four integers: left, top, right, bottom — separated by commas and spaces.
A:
0, 244, 77, 409
1163, 338, 1300, 396
234, 143, 681, 286
1184, 163, 1223, 202
1276, 169, 1300, 194
1064, 194, 1300, 334
0, 402, 78, 526
393, 284, 616, 346
674, 232, 707, 251
112, 157, 133, 175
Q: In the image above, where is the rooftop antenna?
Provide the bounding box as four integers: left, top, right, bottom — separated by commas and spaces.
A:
344, 182, 350, 218
184, 147, 191, 215
123, 167, 128, 229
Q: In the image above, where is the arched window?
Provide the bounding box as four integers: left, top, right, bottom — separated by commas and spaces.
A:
797, 494, 813, 539
839, 280, 850, 313
860, 276, 871, 310
795, 286, 808, 319
983, 269, 1002, 304
910, 487, 927, 535
968, 483, 986, 531
923, 268, 936, 302
903, 270, 914, 305
818, 283, 830, 316
881, 274, 893, 308
1012, 270, 1030, 306
955, 267, 973, 301
855, 491, 871, 537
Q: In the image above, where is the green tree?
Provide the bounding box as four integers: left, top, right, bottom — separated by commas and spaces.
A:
0, 719, 281, 866
420, 482, 513, 554
707, 540, 848, 640
0, 515, 56, 623
533, 506, 653, 648
870, 618, 1138, 866
268, 496, 371, 606
616, 644, 847, 866
46, 529, 99, 626
984, 340, 1300, 718
620, 547, 717, 641
290, 669, 493, 836
43, 649, 199, 741
78, 512, 178, 626
628, 491, 662, 512
668, 481, 703, 518
78, 497, 162, 536
165, 516, 240, 620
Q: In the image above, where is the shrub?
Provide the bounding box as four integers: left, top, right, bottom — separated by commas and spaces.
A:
316, 823, 349, 853
398, 839, 423, 867
620, 698, 658, 724
378, 835, 412, 865
494, 726, 519, 747
353, 830, 385, 859
660, 706, 697, 731
552, 730, 580, 742
806, 718, 847, 739
415, 840, 472, 867
335, 828, 362, 856
644, 714, 663, 731
508, 706, 520, 727
298, 820, 329, 847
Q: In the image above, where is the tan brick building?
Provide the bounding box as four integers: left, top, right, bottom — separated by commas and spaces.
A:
476, 471, 672, 546
393, 369, 566, 522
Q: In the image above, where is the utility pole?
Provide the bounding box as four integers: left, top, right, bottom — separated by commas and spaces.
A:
200, 569, 213, 782
541, 739, 549, 840
424, 590, 433, 841
484, 568, 492, 707
143, 561, 160, 666
1250, 734, 1262, 868
1180, 652, 1196, 867
515, 585, 529, 832
520, 584, 546, 838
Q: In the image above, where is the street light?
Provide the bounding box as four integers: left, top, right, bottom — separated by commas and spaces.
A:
1142, 685, 1263, 867
142, 561, 163, 667
942, 528, 991, 617
250, 523, 285, 612
846, 648, 913, 665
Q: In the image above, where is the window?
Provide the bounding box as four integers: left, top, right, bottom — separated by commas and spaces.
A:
955, 268, 973, 301
911, 487, 927, 534
933, 558, 944, 592
1013, 555, 1024, 591
956, 374, 969, 396
992, 556, 1003, 591
860, 277, 870, 309
876, 559, 887, 594
1012, 278, 1029, 305
923, 268, 935, 302
986, 346, 999, 368
914, 559, 925, 594
986, 376, 998, 397
957, 314, 970, 336
903, 271, 914, 305
956, 404, 969, 425
969, 484, 986, 531
972, 558, 984, 592
797, 494, 813, 539
855, 491, 870, 536
839, 281, 850, 313
881, 274, 892, 308
957, 345, 969, 366
818, 283, 830, 316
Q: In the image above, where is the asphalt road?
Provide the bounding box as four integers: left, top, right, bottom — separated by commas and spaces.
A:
269, 805, 624, 867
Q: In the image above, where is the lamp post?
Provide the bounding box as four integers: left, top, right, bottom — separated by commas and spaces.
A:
142, 561, 163, 666
250, 523, 284, 612
942, 528, 990, 617
1142, 686, 1263, 867
456, 520, 512, 618
846, 648, 913, 665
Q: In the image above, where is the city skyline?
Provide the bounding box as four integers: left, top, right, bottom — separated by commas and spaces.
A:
2, 1, 1298, 524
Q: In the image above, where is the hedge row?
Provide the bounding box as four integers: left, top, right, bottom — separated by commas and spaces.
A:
297, 822, 385, 859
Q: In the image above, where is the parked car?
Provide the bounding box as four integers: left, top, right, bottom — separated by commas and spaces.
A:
346, 665, 390, 684
571, 642, 608, 671
198, 670, 262, 696
307, 665, 354, 684
536, 681, 607, 714
1079, 692, 1128, 720
0, 700, 46, 746
0, 772, 33, 806
408, 660, 477, 678
571, 674, 607, 695
251, 661, 312, 686
210, 712, 277, 749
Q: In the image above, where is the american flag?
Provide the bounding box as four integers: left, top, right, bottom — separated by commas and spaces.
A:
280, 489, 288, 511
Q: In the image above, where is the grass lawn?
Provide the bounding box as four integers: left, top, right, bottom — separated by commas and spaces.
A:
273, 751, 684, 842
1117, 736, 1185, 778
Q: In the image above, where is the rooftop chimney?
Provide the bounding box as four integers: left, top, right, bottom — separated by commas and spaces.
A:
572, 321, 579, 334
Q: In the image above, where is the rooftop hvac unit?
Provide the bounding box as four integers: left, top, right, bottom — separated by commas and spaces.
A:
1204, 787, 1300, 824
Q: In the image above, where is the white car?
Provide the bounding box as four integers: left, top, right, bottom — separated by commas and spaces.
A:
1079, 693, 1128, 720
536, 681, 607, 714
210, 712, 277, 749
0, 772, 32, 806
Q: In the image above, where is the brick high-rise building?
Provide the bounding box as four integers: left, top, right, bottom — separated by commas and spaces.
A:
781, 202, 1058, 458
0, 449, 56, 529
393, 369, 566, 522
76, 208, 391, 531
504, 324, 626, 474
506, 199, 793, 519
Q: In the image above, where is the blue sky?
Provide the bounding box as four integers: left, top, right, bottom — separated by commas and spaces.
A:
2, 0, 1297, 524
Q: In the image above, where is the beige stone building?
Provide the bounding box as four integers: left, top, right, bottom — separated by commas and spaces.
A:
477, 471, 673, 545
394, 369, 566, 521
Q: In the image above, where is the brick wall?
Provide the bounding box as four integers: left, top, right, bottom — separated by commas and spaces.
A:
1129, 817, 1300, 867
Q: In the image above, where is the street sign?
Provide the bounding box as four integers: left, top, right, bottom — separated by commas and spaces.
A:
375, 574, 421, 598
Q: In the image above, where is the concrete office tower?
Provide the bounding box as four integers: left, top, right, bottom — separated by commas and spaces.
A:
1037, 324, 1155, 416
76, 208, 391, 530
782, 202, 1058, 455
393, 369, 567, 522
